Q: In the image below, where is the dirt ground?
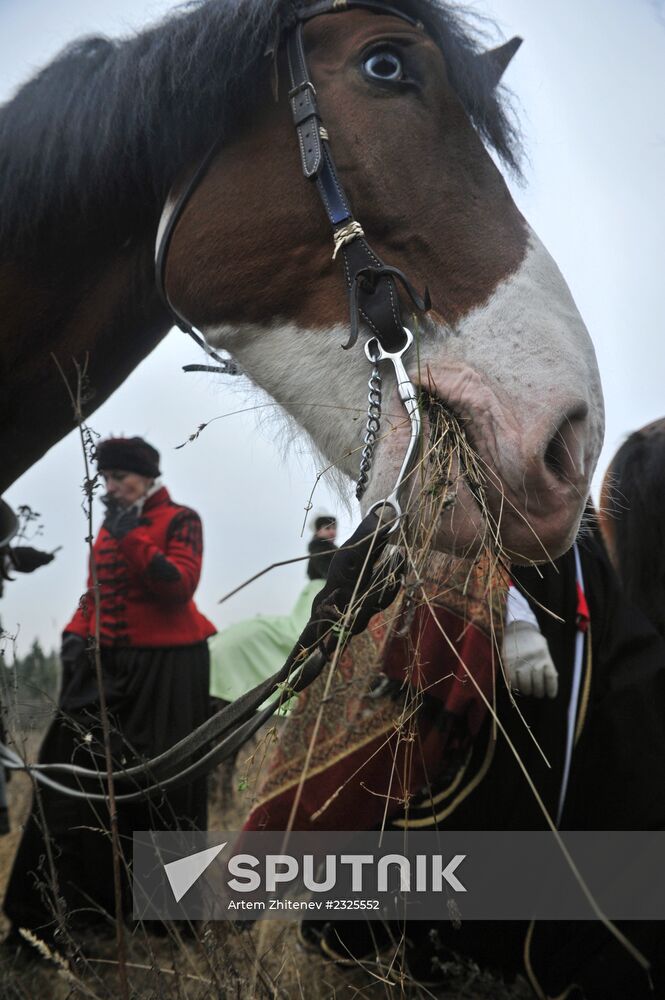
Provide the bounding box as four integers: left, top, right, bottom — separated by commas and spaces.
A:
0, 726, 533, 1000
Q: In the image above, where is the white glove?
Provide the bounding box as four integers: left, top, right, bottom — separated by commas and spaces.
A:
502, 620, 559, 699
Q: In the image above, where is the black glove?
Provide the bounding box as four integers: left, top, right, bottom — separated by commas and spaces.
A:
102, 496, 141, 540
8, 547, 54, 573
303, 511, 405, 651
60, 632, 87, 664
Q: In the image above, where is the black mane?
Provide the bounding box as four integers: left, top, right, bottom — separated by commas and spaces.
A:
0, 0, 522, 259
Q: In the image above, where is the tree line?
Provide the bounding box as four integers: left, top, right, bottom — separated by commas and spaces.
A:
1, 638, 60, 730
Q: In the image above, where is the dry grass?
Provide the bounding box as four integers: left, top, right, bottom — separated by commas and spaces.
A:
0, 728, 532, 1000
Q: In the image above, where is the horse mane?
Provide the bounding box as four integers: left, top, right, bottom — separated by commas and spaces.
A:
605, 419, 665, 638
0, 0, 523, 260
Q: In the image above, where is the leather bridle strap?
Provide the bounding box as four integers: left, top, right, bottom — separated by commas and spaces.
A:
154, 141, 240, 374
296, 0, 421, 23
285, 3, 430, 354
154, 0, 430, 364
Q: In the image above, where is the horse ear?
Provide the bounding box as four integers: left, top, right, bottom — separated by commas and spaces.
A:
477, 37, 523, 89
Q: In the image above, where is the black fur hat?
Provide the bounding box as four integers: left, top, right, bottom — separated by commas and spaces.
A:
95, 437, 160, 478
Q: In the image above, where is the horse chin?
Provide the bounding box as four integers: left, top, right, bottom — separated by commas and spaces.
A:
426, 494, 489, 560
408, 491, 583, 565
425, 492, 584, 565
495, 506, 584, 566
367, 447, 585, 565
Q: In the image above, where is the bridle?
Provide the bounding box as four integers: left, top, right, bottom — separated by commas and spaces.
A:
0, 1, 435, 798
155, 0, 432, 524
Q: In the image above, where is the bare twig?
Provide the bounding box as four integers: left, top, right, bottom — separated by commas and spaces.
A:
52, 353, 130, 1000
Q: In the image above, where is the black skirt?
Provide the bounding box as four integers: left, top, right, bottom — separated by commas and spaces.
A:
3, 642, 210, 937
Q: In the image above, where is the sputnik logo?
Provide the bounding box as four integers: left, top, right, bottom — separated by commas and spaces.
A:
164, 842, 227, 902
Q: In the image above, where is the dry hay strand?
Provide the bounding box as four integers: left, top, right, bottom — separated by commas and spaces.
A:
425, 399, 486, 511
401, 396, 509, 597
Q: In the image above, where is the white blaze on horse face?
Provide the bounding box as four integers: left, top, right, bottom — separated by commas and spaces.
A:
206, 229, 603, 562
367, 229, 604, 560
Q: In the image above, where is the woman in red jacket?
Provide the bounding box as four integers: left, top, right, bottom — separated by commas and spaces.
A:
3, 437, 216, 945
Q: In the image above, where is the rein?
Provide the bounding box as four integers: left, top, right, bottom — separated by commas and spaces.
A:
3, 2, 433, 799
0, 511, 402, 798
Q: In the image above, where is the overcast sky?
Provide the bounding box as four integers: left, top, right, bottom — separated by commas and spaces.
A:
1, 0, 664, 655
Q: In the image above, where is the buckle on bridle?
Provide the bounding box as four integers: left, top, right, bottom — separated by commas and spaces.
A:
288, 79, 317, 100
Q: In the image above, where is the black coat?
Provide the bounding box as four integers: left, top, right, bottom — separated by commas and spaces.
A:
394, 531, 665, 998
307, 537, 338, 581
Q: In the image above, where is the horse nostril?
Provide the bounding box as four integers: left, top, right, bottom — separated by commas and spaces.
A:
543, 405, 589, 483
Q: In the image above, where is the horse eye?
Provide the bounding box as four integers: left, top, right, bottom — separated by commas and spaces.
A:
363, 50, 403, 82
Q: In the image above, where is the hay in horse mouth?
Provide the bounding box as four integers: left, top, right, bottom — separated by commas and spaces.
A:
419, 392, 488, 517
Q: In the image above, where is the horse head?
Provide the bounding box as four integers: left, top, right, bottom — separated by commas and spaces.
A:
0, 0, 603, 560
162, 2, 603, 564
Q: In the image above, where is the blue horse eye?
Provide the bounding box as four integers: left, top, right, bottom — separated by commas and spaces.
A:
363, 51, 403, 81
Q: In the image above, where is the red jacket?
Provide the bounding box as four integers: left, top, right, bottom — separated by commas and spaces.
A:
65, 486, 216, 647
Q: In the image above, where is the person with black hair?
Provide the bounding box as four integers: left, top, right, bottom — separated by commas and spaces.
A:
599, 417, 665, 637
306, 514, 338, 582
3, 437, 215, 946
209, 513, 339, 708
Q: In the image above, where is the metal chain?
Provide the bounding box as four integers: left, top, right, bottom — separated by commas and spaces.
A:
356, 365, 382, 499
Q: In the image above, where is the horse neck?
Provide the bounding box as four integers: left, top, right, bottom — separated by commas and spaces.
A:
0, 238, 168, 491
